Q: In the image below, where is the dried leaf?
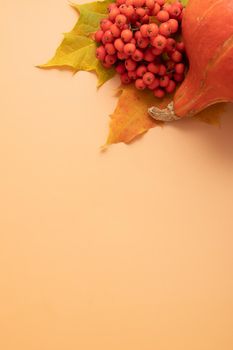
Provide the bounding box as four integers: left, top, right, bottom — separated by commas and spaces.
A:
194, 103, 226, 126
105, 85, 172, 146
38, 0, 115, 87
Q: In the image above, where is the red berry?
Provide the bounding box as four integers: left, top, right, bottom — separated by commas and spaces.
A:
110, 24, 120, 38
130, 38, 136, 44
171, 50, 183, 62
102, 61, 112, 69
167, 19, 179, 33
108, 3, 117, 12
114, 38, 125, 52
140, 24, 149, 38
148, 62, 159, 74
124, 5, 135, 17
159, 75, 170, 87
141, 15, 150, 23
166, 38, 176, 52
154, 88, 165, 98
165, 79, 176, 93
175, 63, 185, 74
151, 3, 161, 16
169, 4, 181, 18
176, 41, 185, 52
121, 72, 131, 84
95, 30, 104, 43
156, 0, 165, 5
159, 22, 172, 37
108, 8, 120, 21
158, 64, 166, 76
96, 46, 106, 61
124, 43, 136, 55
145, 0, 155, 9
135, 78, 146, 90
136, 7, 146, 17
174, 73, 184, 82
133, 0, 145, 7
117, 51, 129, 60
105, 43, 116, 55
132, 49, 144, 61
144, 48, 155, 62
134, 31, 142, 40
147, 23, 159, 38
119, 4, 127, 14
117, 0, 126, 5
100, 19, 113, 31
143, 72, 155, 85
137, 37, 150, 49
102, 30, 114, 43
115, 14, 127, 27
121, 29, 133, 42
148, 78, 160, 90
128, 70, 138, 79
162, 3, 171, 12
136, 65, 147, 77
105, 54, 117, 65
116, 63, 126, 74
126, 0, 134, 5
157, 10, 169, 22
151, 34, 167, 50
151, 47, 163, 56
125, 58, 137, 71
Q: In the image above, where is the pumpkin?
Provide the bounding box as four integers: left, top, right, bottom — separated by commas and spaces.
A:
148, 0, 233, 121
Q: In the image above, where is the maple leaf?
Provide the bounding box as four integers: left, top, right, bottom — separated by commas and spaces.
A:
38, 0, 115, 87
105, 85, 173, 146
180, 0, 189, 5
104, 85, 224, 147
167, 0, 189, 5
71, 0, 112, 36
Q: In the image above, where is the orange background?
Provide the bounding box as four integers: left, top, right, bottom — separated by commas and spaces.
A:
1, 1, 233, 349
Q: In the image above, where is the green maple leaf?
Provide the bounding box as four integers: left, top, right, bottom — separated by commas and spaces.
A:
180, 0, 189, 5
167, 0, 189, 5
39, 0, 115, 87
71, 0, 112, 36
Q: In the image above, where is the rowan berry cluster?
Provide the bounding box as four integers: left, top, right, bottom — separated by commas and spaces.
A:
95, 0, 186, 98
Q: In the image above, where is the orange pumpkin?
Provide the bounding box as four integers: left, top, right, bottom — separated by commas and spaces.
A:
149, 0, 233, 121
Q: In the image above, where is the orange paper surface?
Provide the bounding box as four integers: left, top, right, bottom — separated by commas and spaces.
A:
1, 1, 233, 349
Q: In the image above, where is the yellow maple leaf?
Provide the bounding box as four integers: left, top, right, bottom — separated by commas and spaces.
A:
104, 85, 225, 147
71, 0, 113, 36
105, 85, 172, 146
38, 0, 115, 87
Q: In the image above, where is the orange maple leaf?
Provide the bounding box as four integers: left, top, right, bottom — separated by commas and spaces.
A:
104, 85, 226, 147
105, 85, 172, 146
